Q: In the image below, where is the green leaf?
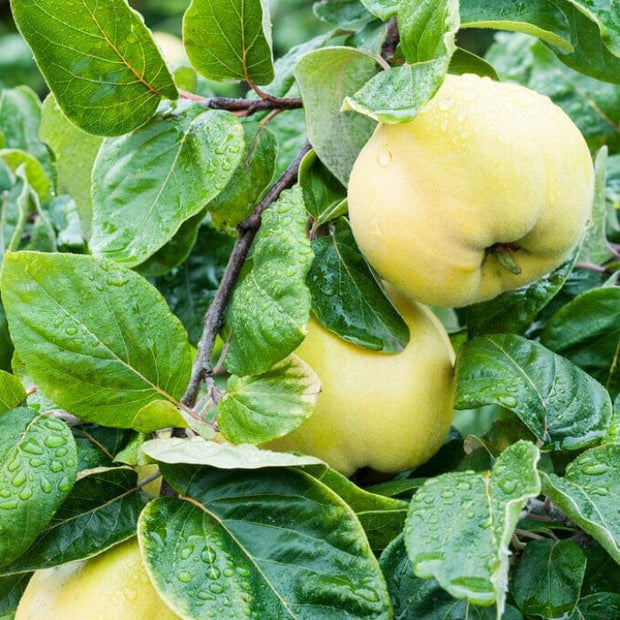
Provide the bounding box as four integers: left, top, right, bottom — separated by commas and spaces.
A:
0, 467, 148, 575
0, 252, 194, 428
298, 149, 346, 226
225, 186, 313, 376
510, 539, 586, 618
541, 285, 620, 398
360, 0, 398, 21
455, 334, 613, 450
343, 61, 447, 124
307, 218, 409, 352
0, 149, 50, 202
0, 407, 77, 568
154, 222, 235, 345
568, 592, 620, 619
541, 444, 620, 563
311, 467, 408, 553
399, 0, 459, 65
0, 370, 26, 413
217, 354, 320, 445
0, 86, 52, 180
295, 47, 378, 185
10, 0, 178, 135
0, 166, 30, 266
142, 436, 324, 469
404, 441, 540, 611
0, 572, 29, 616
39, 94, 103, 240
208, 122, 278, 232
90, 103, 244, 267
461, 252, 577, 338
139, 465, 392, 618
380, 535, 515, 620
183, 0, 274, 85
461, 0, 620, 83
131, 400, 188, 434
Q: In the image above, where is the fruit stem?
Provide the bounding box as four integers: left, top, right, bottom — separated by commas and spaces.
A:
489, 243, 522, 275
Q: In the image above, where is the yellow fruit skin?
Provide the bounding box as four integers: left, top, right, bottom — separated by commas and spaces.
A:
266, 289, 456, 476
348, 73, 594, 308
16, 538, 179, 620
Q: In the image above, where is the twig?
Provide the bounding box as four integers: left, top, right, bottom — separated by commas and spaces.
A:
178, 89, 302, 116
381, 16, 400, 61
181, 141, 312, 409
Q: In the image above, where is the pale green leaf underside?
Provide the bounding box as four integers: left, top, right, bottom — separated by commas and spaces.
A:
10, 0, 178, 136
405, 441, 540, 611
141, 436, 324, 469
0, 252, 193, 428
90, 104, 244, 267
0, 370, 26, 414
183, 0, 274, 85
295, 47, 378, 185
217, 354, 320, 444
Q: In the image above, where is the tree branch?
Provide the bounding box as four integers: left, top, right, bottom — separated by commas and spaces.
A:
181, 141, 312, 409
179, 89, 302, 116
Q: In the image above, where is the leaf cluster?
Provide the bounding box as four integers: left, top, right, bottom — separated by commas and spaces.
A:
0, 0, 619, 618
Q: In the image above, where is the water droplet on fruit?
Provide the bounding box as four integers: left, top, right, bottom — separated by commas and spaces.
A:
377, 147, 392, 168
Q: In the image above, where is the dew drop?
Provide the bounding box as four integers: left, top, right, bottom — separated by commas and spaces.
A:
498, 479, 517, 494
123, 587, 137, 601
209, 582, 224, 594
19, 487, 33, 500
65, 326, 78, 336
179, 545, 194, 560
377, 147, 392, 168
582, 463, 609, 476
177, 571, 192, 583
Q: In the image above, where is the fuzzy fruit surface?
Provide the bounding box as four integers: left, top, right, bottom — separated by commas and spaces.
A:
16, 538, 179, 619
266, 288, 456, 476
348, 73, 594, 308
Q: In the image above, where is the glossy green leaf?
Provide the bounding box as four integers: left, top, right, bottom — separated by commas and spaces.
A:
0, 370, 26, 414
461, 0, 620, 83
0, 572, 29, 616
0, 252, 194, 428
311, 467, 408, 553
39, 94, 103, 240
298, 149, 346, 226
568, 592, 620, 619
208, 122, 278, 232
131, 400, 188, 434
510, 539, 586, 618
295, 47, 378, 185
307, 218, 409, 352
10, 0, 178, 135
541, 444, 620, 563
380, 535, 518, 620
225, 186, 313, 376
218, 354, 320, 445
90, 103, 244, 267
399, 0, 459, 64
139, 465, 392, 618
183, 0, 274, 85
0, 86, 52, 180
313, 0, 372, 28
455, 334, 613, 450
541, 286, 620, 398
404, 441, 540, 610
0, 467, 148, 575
0, 166, 30, 267
141, 436, 324, 469
0, 407, 77, 568
461, 252, 577, 337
